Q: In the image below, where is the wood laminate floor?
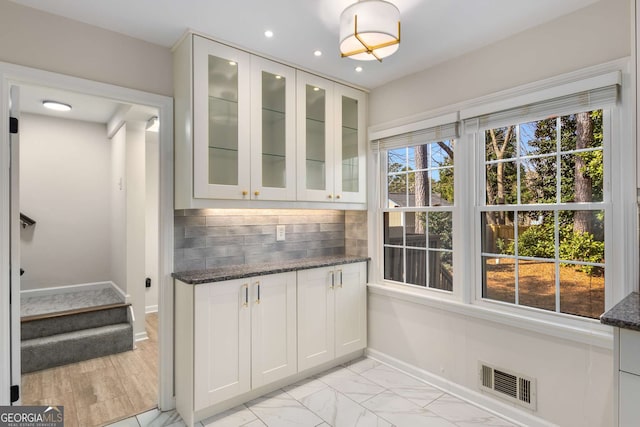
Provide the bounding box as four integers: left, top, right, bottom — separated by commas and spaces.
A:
21, 313, 158, 427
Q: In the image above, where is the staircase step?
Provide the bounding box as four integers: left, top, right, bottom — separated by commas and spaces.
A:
21, 323, 133, 373
21, 304, 130, 340
21, 286, 124, 318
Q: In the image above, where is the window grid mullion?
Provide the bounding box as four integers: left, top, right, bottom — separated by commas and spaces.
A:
555, 117, 562, 205
516, 124, 521, 205
513, 210, 519, 306
554, 210, 561, 313
479, 203, 607, 212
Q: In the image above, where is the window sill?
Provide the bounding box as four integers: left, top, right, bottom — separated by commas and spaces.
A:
367, 282, 613, 350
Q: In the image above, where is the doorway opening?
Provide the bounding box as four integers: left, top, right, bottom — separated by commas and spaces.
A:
3, 67, 173, 425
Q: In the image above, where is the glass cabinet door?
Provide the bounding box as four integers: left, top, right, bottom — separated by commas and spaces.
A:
335, 84, 366, 203
208, 55, 239, 186
306, 85, 326, 191
250, 57, 296, 200
193, 36, 251, 199
296, 71, 335, 201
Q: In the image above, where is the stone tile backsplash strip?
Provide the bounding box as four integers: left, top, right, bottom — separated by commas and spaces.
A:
345, 210, 368, 258
175, 209, 367, 272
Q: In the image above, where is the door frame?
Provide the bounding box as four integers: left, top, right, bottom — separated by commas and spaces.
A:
0, 61, 175, 409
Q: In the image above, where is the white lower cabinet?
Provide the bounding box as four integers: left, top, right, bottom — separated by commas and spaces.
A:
619, 371, 640, 427
250, 273, 298, 388
618, 328, 640, 427
193, 277, 251, 409
297, 262, 367, 371
175, 261, 367, 425
190, 272, 297, 411
175, 272, 298, 419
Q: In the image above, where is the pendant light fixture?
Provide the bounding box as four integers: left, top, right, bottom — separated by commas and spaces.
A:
339, 0, 401, 62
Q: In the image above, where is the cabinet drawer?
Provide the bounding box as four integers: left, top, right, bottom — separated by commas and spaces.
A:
620, 328, 640, 375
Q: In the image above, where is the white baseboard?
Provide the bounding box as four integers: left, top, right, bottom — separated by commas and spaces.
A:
111, 282, 127, 302
145, 305, 158, 314
365, 348, 558, 427
135, 331, 149, 342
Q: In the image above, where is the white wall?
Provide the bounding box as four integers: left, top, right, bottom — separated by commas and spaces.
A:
366, 1, 630, 426
145, 130, 159, 313
109, 122, 148, 338
0, 1, 172, 97
110, 125, 127, 292
126, 123, 147, 339
19, 113, 111, 290
369, 0, 631, 125
368, 292, 613, 427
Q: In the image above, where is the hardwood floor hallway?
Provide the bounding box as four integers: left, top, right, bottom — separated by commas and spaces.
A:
21, 313, 159, 427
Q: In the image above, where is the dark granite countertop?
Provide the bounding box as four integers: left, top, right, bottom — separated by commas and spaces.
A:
172, 255, 370, 285
600, 292, 640, 331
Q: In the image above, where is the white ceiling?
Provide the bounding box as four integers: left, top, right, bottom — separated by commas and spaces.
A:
11, 0, 600, 89
18, 84, 158, 125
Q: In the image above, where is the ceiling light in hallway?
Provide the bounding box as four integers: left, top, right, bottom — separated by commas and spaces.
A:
42, 100, 72, 112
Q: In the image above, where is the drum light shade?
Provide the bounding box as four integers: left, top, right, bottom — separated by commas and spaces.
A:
339, 0, 400, 62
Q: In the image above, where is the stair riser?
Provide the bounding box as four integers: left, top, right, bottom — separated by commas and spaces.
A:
21, 307, 128, 340
21, 324, 133, 373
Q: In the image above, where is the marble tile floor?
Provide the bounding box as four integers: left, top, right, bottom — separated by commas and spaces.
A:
106, 358, 519, 427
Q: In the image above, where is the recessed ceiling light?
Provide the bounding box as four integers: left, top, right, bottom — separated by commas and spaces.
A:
314, 50, 322, 57
355, 66, 363, 72
42, 100, 72, 112
228, 61, 237, 66
313, 87, 320, 92
264, 30, 274, 38
275, 75, 282, 80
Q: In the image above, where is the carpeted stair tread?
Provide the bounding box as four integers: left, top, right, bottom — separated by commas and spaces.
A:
21, 323, 133, 373
21, 305, 129, 340
21, 302, 130, 323
21, 287, 124, 317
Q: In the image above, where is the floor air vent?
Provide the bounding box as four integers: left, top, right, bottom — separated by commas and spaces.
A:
479, 362, 536, 410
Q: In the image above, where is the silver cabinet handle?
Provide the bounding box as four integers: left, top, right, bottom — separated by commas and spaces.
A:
330, 271, 335, 289
255, 281, 261, 304
337, 269, 343, 288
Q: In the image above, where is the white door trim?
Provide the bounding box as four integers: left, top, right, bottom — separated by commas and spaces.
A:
0, 61, 175, 409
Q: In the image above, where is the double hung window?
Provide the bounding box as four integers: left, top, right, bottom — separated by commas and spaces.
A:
374, 71, 627, 324
379, 123, 457, 291
477, 110, 607, 319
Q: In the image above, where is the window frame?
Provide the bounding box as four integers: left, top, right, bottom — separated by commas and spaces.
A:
473, 110, 611, 320
381, 142, 455, 292
368, 59, 636, 346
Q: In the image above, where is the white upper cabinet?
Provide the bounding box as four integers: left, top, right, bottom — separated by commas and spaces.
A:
193, 36, 251, 200
297, 72, 335, 202
174, 33, 366, 208
250, 57, 297, 201
334, 84, 367, 203
297, 71, 367, 203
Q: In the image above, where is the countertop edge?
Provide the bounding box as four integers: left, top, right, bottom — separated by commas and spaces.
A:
600, 291, 640, 331
172, 256, 370, 285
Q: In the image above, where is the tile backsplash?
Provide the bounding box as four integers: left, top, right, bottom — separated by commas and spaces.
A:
175, 209, 367, 272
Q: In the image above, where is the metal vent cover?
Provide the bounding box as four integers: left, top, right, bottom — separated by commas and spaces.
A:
479, 362, 537, 410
